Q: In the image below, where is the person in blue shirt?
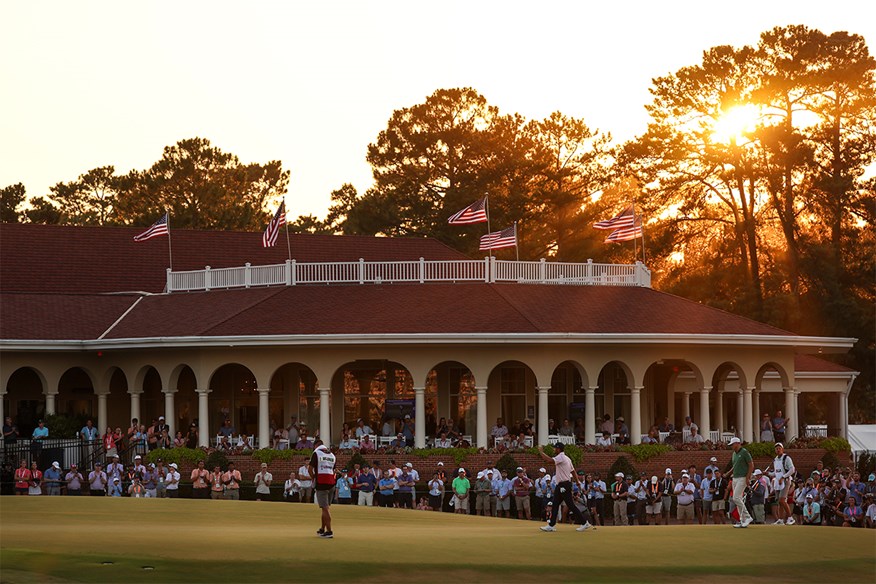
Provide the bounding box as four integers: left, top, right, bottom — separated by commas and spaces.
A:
397, 468, 414, 508
80, 419, 98, 442
43, 462, 63, 496
355, 465, 377, 506
109, 477, 123, 497
378, 470, 397, 508
336, 469, 353, 504
402, 415, 415, 447
31, 420, 48, 455
495, 469, 513, 518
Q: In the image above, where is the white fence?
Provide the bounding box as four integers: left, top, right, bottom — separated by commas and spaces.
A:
166, 257, 651, 292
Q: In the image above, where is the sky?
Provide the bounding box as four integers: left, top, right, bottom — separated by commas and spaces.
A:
2, 1, 874, 219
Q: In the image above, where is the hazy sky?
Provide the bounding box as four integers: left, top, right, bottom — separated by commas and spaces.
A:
2, 1, 873, 219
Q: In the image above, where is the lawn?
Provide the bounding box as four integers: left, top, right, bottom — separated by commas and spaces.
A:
1, 497, 874, 583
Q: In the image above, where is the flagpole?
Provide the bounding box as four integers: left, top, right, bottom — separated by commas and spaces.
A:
631, 201, 639, 263
166, 210, 174, 272
485, 196, 493, 259
514, 221, 519, 261
283, 200, 292, 262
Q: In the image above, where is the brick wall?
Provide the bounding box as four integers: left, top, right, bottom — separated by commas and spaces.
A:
175, 448, 849, 483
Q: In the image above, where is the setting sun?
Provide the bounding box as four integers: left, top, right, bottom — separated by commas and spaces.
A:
711, 104, 762, 144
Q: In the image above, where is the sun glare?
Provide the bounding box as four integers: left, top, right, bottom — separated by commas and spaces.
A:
712, 104, 761, 145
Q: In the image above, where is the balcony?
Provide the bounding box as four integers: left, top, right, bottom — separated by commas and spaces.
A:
165, 257, 651, 293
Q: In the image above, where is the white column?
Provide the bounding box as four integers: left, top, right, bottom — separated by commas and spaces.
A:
163, 389, 176, 438
784, 387, 798, 442
0, 391, 6, 426
414, 386, 426, 449
839, 392, 848, 440
736, 391, 744, 437
537, 386, 549, 446
476, 386, 487, 449
752, 390, 760, 441
45, 392, 57, 416
743, 387, 753, 443
682, 392, 691, 421
258, 388, 270, 449
631, 386, 643, 445
97, 392, 108, 433
319, 387, 331, 445
197, 389, 211, 447
585, 387, 596, 444
716, 391, 724, 434
699, 387, 711, 436
129, 390, 142, 424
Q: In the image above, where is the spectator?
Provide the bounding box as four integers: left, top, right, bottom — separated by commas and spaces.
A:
173, 431, 186, 448
428, 472, 444, 511
847, 472, 866, 506
574, 418, 586, 443
146, 418, 159, 450
475, 472, 492, 516
80, 419, 98, 443
588, 472, 606, 526
402, 415, 415, 447
416, 497, 430, 510
186, 423, 199, 449
386, 460, 402, 504
101, 427, 116, 457
65, 464, 84, 496
296, 431, 314, 450
378, 470, 397, 508
686, 426, 705, 444
760, 413, 774, 442
547, 419, 559, 435
142, 463, 157, 498
674, 473, 696, 525
355, 465, 377, 506
191, 460, 210, 499
14, 460, 31, 495
254, 463, 272, 501
451, 469, 470, 514
88, 463, 107, 497
106, 455, 124, 483
864, 494, 875, 528
512, 467, 533, 520
237, 434, 254, 451
434, 432, 452, 448
682, 416, 694, 432
338, 433, 356, 450
298, 461, 313, 503
535, 467, 552, 521
390, 433, 406, 448
658, 417, 674, 433
155, 460, 167, 498
700, 468, 715, 523
133, 454, 146, 477
405, 462, 420, 507
397, 467, 415, 509
27, 461, 42, 495
688, 465, 704, 524
615, 417, 629, 444
210, 465, 225, 499
218, 418, 235, 438
711, 469, 728, 524
128, 476, 146, 498
842, 495, 863, 528
490, 418, 509, 445
123, 463, 137, 495
131, 424, 147, 453
31, 419, 48, 456
223, 462, 242, 500
642, 427, 659, 444
611, 472, 629, 525
750, 469, 768, 524
520, 419, 534, 437
3, 416, 19, 450
155, 428, 171, 450
600, 414, 614, 434
645, 475, 662, 525
772, 410, 787, 443
359, 434, 376, 453
596, 431, 613, 447
704, 457, 719, 476
509, 432, 527, 450
802, 494, 821, 525
559, 419, 574, 437
283, 471, 301, 502
44, 461, 62, 496
633, 472, 648, 525
354, 418, 372, 438
660, 469, 675, 525
165, 462, 180, 499
336, 468, 353, 505
772, 442, 796, 525
446, 418, 461, 442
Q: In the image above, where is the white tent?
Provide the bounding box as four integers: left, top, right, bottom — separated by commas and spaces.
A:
848, 424, 876, 455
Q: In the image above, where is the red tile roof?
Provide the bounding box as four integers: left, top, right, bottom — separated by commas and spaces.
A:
0, 223, 468, 294
794, 354, 857, 373
0, 293, 139, 340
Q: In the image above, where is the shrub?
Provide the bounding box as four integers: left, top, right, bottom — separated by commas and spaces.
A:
620, 444, 672, 462
819, 437, 851, 453
744, 442, 776, 458
251, 449, 299, 465
821, 450, 840, 472
856, 452, 875, 479
495, 453, 519, 477
145, 447, 205, 465
205, 450, 230, 471
608, 455, 637, 481
348, 452, 370, 469
44, 413, 89, 439
412, 447, 477, 465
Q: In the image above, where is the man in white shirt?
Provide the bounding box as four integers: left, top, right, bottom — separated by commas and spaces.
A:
537, 443, 594, 532
705, 456, 720, 477
772, 442, 796, 525
491, 418, 509, 446
404, 462, 419, 507
298, 462, 313, 503
354, 418, 372, 438
535, 467, 552, 521
674, 473, 696, 524
165, 463, 181, 498
596, 431, 613, 447
255, 462, 273, 501
435, 432, 453, 448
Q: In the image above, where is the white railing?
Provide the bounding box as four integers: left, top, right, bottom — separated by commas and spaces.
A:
166, 257, 651, 292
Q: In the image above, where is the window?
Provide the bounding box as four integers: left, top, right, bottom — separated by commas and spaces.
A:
448, 367, 476, 436
500, 366, 527, 427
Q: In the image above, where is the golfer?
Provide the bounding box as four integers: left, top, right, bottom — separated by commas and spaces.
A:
729, 436, 754, 528
309, 440, 337, 539
536, 443, 594, 532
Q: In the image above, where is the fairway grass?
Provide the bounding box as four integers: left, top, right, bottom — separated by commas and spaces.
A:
1, 498, 874, 583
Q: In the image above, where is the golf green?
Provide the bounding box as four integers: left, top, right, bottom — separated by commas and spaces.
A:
1, 497, 874, 582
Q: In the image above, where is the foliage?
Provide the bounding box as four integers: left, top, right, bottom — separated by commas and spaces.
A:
204, 450, 230, 471
743, 442, 777, 458
251, 448, 313, 464
855, 452, 875, 479
818, 437, 851, 453
347, 451, 370, 469
495, 453, 519, 477
145, 447, 206, 466
1, 183, 26, 223
607, 455, 637, 481
821, 450, 841, 472
412, 447, 477, 465
620, 444, 672, 462
43, 413, 89, 439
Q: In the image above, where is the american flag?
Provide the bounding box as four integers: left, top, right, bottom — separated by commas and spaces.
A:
262, 202, 286, 247
448, 197, 488, 224
593, 205, 636, 230
133, 213, 169, 242
604, 221, 643, 243
480, 225, 517, 250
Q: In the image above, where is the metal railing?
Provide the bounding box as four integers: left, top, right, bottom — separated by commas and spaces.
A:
166, 258, 651, 292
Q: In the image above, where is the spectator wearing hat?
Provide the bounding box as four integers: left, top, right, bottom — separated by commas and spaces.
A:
802, 493, 821, 525
587, 472, 606, 526
404, 462, 420, 507
451, 469, 471, 514
88, 463, 107, 496
106, 455, 124, 483
534, 467, 552, 521
760, 413, 775, 442
700, 468, 715, 521
109, 477, 123, 497
611, 472, 629, 525
475, 471, 492, 516
354, 418, 372, 438
296, 431, 314, 451
44, 462, 62, 496
750, 469, 768, 524
711, 469, 728, 524
254, 463, 272, 501
633, 472, 649, 525
223, 462, 242, 500
660, 469, 675, 524
427, 471, 444, 511
336, 468, 353, 504
512, 467, 533, 520
729, 436, 754, 528
495, 469, 513, 518
615, 417, 629, 444
142, 463, 157, 497
401, 415, 415, 447
674, 473, 696, 524
65, 464, 84, 496
132, 454, 146, 477
128, 476, 146, 498
397, 466, 415, 509
645, 475, 662, 524
705, 457, 720, 477
772, 442, 796, 525
165, 463, 180, 497
596, 431, 613, 447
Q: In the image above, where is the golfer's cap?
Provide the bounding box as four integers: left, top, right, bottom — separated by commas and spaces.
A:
437, 461, 444, 466
458, 468, 466, 474
539, 467, 546, 473
710, 457, 717, 462
113, 454, 119, 459
754, 469, 762, 476
681, 473, 690, 478
665, 468, 672, 474
651, 476, 658, 484
869, 473, 875, 481
148, 463, 155, 468
516, 467, 524, 472
113, 477, 120, 482
615, 472, 624, 478
775, 442, 784, 449
546, 501, 554, 506
134, 455, 142, 459
51, 461, 60, 468
728, 437, 741, 445
486, 470, 493, 475
159, 416, 165, 420
261, 463, 268, 468
806, 494, 814, 499
625, 474, 632, 479
640, 471, 646, 476
617, 416, 624, 422
169, 463, 178, 469
405, 462, 413, 468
